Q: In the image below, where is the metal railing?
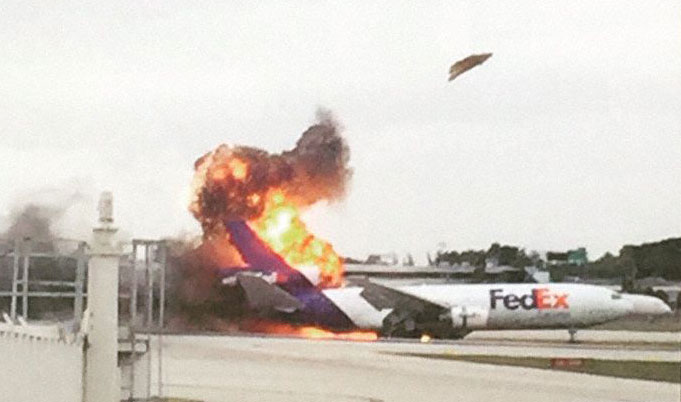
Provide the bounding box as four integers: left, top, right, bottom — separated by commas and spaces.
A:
120, 239, 168, 401
0, 236, 169, 401
0, 238, 87, 328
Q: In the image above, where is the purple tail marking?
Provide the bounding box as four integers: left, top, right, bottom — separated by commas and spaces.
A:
222, 220, 355, 330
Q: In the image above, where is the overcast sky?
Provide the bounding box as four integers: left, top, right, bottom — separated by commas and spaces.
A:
1, 1, 679, 261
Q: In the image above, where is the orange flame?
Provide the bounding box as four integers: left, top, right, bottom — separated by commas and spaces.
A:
229, 158, 248, 181
244, 321, 377, 342
190, 141, 347, 288
298, 326, 378, 341
209, 158, 248, 182
250, 189, 344, 288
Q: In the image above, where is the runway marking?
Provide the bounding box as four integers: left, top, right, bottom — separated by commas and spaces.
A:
422, 338, 681, 351
387, 352, 681, 383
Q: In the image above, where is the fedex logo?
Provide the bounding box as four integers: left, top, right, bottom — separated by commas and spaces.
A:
489, 288, 569, 310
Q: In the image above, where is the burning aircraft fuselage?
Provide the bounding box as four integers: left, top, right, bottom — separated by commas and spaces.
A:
186, 114, 670, 340
220, 221, 671, 338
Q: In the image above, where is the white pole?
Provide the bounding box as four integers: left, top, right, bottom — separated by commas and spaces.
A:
84, 192, 120, 402
73, 241, 87, 332
10, 239, 19, 320
22, 239, 31, 319
158, 242, 166, 397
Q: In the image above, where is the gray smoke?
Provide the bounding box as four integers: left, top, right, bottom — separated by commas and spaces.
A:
1, 188, 93, 245
3, 204, 62, 241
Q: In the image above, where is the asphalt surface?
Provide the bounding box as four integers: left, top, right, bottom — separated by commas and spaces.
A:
151, 333, 681, 402
465, 329, 681, 345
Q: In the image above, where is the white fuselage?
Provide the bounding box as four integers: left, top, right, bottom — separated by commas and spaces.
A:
322, 283, 665, 331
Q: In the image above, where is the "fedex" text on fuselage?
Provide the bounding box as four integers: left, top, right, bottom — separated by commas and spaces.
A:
489, 288, 569, 310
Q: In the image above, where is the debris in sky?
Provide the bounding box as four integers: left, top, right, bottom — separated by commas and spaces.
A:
448, 53, 493, 81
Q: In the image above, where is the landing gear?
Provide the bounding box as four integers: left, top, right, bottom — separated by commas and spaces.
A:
568, 327, 578, 343
380, 309, 472, 340
381, 312, 420, 338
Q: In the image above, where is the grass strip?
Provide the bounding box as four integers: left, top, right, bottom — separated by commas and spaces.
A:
392, 352, 681, 383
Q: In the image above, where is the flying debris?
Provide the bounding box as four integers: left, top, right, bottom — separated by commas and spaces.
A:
448, 53, 493, 81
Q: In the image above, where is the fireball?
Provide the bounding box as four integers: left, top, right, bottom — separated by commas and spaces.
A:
187, 115, 366, 339
251, 189, 343, 287
189, 116, 351, 287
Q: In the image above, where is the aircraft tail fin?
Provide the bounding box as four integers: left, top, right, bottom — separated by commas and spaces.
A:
223, 220, 315, 297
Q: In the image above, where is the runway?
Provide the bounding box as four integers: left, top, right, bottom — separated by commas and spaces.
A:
153, 333, 681, 402
465, 328, 681, 345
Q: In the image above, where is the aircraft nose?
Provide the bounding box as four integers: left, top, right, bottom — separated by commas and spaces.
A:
622, 294, 672, 315
657, 300, 673, 315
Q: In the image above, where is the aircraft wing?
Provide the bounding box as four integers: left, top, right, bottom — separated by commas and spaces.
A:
354, 278, 447, 312
355, 278, 458, 337
237, 274, 304, 313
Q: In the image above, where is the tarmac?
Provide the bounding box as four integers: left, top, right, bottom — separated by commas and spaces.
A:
466, 329, 681, 344
152, 331, 681, 402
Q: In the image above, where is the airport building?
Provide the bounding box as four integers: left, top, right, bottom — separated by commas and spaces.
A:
547, 248, 589, 266
344, 262, 529, 285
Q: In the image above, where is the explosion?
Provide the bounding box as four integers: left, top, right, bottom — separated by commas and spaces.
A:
251, 190, 343, 287
171, 112, 377, 340
189, 112, 351, 288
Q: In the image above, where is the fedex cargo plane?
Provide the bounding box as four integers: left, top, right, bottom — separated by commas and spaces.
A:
220, 221, 671, 339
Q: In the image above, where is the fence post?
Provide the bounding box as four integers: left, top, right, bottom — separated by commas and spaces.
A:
10, 239, 20, 320
158, 241, 167, 397
83, 192, 120, 402
22, 238, 31, 319
73, 241, 87, 331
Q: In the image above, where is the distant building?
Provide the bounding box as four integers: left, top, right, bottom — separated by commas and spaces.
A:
483, 265, 525, 283
485, 256, 499, 268
567, 248, 588, 266
343, 263, 534, 285
546, 252, 568, 265
524, 266, 550, 283
450, 264, 476, 275
547, 248, 588, 266
365, 253, 398, 265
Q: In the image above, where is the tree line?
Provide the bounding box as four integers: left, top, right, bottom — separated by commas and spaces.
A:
549, 238, 680, 282
433, 243, 539, 269
433, 238, 681, 281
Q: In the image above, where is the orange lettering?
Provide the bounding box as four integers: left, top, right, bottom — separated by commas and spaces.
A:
535, 288, 551, 309
553, 293, 569, 308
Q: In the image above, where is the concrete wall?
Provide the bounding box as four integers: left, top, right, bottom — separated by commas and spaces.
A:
0, 323, 84, 402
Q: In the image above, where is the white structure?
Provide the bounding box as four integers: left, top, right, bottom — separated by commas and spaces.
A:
0, 320, 84, 402
84, 191, 121, 402
0, 192, 151, 402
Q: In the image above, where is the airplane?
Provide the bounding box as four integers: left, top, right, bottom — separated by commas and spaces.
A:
219, 221, 672, 339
